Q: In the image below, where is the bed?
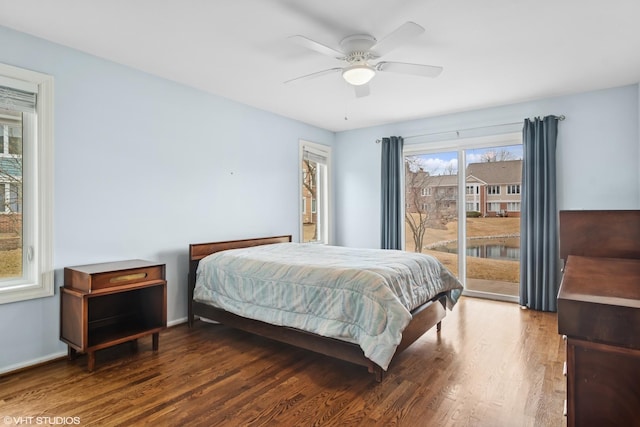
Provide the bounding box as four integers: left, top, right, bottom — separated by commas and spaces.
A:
187, 235, 463, 381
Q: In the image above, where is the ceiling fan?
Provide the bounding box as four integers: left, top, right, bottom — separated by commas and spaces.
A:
285, 21, 443, 98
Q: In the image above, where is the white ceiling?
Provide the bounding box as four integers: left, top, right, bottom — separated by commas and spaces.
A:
1, 0, 639, 132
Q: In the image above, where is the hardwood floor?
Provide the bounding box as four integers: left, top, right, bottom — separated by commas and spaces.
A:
0, 297, 566, 426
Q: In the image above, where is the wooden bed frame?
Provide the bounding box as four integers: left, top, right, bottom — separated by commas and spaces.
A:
187, 235, 448, 382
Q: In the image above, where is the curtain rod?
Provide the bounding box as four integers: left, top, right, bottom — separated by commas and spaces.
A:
375, 115, 565, 143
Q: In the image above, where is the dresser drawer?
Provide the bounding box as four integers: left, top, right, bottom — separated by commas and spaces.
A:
558, 256, 640, 350
64, 260, 165, 292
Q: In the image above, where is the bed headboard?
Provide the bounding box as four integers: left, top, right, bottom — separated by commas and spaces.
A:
559, 210, 640, 261
189, 235, 292, 262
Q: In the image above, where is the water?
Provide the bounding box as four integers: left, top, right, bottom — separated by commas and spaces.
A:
434, 242, 520, 261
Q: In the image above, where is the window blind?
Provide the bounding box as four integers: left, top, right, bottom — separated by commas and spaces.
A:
302, 145, 329, 165
0, 110, 22, 127
0, 85, 37, 113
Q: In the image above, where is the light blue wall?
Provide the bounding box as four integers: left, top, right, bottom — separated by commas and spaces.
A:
334, 84, 640, 248
2, 22, 639, 374
0, 25, 334, 373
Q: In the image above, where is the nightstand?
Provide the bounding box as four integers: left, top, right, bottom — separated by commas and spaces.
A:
60, 260, 167, 371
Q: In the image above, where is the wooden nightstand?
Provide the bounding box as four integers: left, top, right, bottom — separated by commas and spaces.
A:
60, 260, 167, 371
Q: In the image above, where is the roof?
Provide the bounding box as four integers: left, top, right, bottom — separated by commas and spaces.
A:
466, 160, 522, 184
421, 174, 458, 187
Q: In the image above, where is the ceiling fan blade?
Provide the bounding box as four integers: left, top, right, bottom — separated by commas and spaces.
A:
288, 35, 345, 59
354, 83, 370, 98
370, 22, 425, 57
376, 61, 443, 78
284, 67, 342, 84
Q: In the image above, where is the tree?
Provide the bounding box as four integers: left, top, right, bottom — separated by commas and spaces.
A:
443, 161, 457, 175
405, 160, 436, 253
302, 159, 318, 241
480, 149, 516, 163
404, 157, 455, 253
405, 157, 427, 252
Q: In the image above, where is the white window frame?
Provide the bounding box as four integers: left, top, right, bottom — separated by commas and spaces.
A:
487, 185, 501, 195
466, 202, 479, 211
0, 63, 54, 304
488, 202, 501, 212
507, 184, 521, 194
299, 140, 331, 244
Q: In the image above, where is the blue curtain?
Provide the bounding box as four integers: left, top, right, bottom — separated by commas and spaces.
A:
381, 136, 404, 249
520, 116, 561, 311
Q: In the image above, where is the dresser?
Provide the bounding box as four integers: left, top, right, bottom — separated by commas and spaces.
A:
557, 210, 640, 426
60, 260, 167, 371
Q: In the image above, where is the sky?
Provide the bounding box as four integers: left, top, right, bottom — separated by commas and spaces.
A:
408, 144, 523, 175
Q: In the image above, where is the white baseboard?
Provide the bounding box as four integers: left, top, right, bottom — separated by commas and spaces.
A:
168, 317, 187, 327
0, 351, 67, 376
1, 317, 189, 376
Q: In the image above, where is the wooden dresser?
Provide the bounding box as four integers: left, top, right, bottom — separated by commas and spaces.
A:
558, 210, 640, 426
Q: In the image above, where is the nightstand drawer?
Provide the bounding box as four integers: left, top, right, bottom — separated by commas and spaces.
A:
64, 260, 165, 292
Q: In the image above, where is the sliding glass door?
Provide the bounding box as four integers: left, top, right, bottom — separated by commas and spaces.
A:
404, 134, 522, 302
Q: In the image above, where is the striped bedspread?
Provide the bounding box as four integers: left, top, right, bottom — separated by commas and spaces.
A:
193, 243, 463, 370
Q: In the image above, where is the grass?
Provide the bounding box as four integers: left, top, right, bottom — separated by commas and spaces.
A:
0, 248, 22, 278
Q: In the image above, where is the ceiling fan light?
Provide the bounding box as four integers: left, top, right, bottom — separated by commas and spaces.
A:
342, 65, 376, 86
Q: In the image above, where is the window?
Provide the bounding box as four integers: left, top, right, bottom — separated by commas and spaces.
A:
487, 245, 502, 259
0, 64, 53, 304
507, 202, 521, 211
466, 185, 478, 195
421, 187, 431, 197
488, 202, 501, 211
1, 118, 23, 217
487, 185, 500, 195
300, 140, 331, 244
507, 184, 520, 194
